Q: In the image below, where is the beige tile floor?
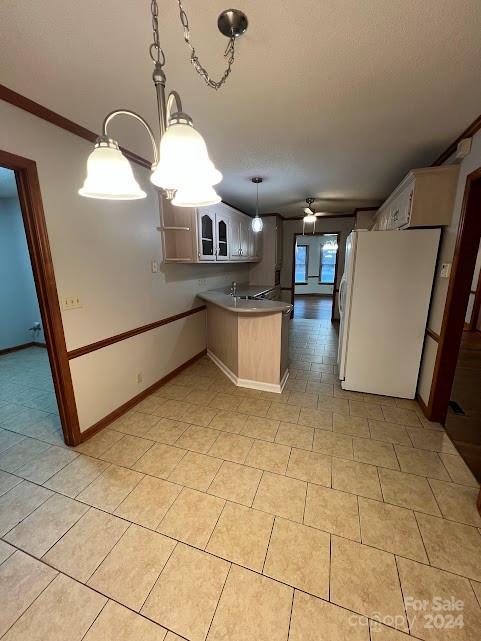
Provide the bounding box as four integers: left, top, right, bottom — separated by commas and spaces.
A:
1, 322, 481, 640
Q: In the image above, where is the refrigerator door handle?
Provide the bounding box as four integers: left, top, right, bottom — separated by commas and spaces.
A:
339, 277, 347, 317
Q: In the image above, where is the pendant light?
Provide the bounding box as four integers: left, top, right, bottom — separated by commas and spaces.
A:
79, 1, 248, 206
251, 177, 264, 233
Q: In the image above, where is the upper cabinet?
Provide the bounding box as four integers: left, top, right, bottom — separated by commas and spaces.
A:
372, 165, 460, 231
160, 199, 262, 263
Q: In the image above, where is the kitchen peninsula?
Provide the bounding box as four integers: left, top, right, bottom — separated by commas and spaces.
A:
197, 286, 292, 393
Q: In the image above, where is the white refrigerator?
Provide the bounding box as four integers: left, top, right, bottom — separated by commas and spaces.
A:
338, 229, 440, 399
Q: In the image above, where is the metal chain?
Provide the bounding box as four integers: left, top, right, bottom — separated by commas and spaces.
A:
149, 0, 237, 89
176, 0, 237, 90
149, 0, 165, 65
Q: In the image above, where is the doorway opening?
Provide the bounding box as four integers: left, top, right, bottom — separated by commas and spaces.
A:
291, 232, 340, 320
0, 150, 80, 446
428, 166, 481, 483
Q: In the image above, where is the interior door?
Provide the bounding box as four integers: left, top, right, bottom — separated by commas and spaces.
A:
198, 210, 216, 261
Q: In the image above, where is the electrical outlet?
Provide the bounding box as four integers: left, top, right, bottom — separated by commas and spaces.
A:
63, 296, 82, 310
136, 372, 143, 384
440, 263, 451, 279
151, 259, 159, 273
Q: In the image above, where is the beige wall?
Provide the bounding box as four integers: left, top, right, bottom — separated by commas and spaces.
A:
0, 101, 249, 431
417, 129, 481, 405
281, 217, 355, 318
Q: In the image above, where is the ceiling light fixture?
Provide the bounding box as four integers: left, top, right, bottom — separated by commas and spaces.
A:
79, 1, 248, 206
251, 177, 264, 233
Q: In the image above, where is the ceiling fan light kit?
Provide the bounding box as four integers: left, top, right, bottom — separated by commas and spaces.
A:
79, 1, 248, 207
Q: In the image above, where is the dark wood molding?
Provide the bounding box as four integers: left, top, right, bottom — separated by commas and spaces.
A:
428, 166, 481, 423
79, 349, 206, 443
477, 488, 481, 518
67, 305, 206, 360
280, 287, 292, 291
425, 327, 441, 343
0, 342, 36, 356
431, 113, 481, 167
0, 84, 151, 169
0, 148, 81, 446
294, 293, 333, 298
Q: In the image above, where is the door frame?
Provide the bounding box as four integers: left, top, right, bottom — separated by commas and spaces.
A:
429, 166, 481, 423
0, 149, 80, 445
290, 231, 341, 320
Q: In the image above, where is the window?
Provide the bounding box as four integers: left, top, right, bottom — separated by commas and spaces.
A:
295, 244, 308, 283
319, 242, 337, 284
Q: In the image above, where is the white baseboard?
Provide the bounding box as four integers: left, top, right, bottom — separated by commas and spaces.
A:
207, 350, 289, 394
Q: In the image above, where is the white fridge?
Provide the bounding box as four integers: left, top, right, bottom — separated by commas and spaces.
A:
338, 228, 440, 399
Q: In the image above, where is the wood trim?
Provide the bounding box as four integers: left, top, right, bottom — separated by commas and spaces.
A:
425, 327, 440, 343
283, 213, 355, 221
79, 349, 207, 443
294, 293, 333, 298
477, 488, 481, 518
428, 166, 481, 422
431, 113, 481, 167
67, 305, 206, 360
280, 287, 292, 291
0, 84, 151, 169
0, 148, 81, 446
0, 342, 37, 356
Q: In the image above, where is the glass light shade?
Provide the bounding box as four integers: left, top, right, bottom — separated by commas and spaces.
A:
79, 143, 146, 200
150, 122, 222, 190
304, 213, 317, 224
172, 184, 221, 208
251, 215, 263, 233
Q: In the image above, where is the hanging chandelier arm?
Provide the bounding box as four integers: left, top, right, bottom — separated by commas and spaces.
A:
102, 110, 159, 167
166, 91, 184, 120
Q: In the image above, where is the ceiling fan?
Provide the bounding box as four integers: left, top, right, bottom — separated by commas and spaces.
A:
303, 197, 331, 221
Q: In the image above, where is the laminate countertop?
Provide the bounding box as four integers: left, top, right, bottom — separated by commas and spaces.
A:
197, 286, 292, 314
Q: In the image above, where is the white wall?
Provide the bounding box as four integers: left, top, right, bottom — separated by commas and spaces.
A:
0, 193, 45, 349
0, 101, 249, 431
294, 234, 336, 295
281, 217, 355, 318
417, 129, 481, 405
465, 240, 481, 325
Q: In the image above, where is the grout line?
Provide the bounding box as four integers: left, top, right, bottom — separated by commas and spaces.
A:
78, 593, 109, 640
260, 515, 276, 575
204, 562, 232, 640
286, 587, 296, 641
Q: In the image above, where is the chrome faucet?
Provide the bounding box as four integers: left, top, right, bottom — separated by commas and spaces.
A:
230, 281, 237, 297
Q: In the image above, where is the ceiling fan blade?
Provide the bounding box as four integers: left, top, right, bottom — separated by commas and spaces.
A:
303, 207, 312, 214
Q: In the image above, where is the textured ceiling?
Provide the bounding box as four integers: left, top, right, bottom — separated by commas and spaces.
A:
0, 168, 17, 198
1, 1, 481, 216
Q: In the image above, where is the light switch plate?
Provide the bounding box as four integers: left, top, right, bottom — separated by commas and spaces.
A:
63, 296, 82, 310
440, 263, 451, 279
151, 259, 159, 273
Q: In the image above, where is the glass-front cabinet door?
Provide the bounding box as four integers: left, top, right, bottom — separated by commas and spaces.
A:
216, 215, 229, 261
197, 209, 216, 261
